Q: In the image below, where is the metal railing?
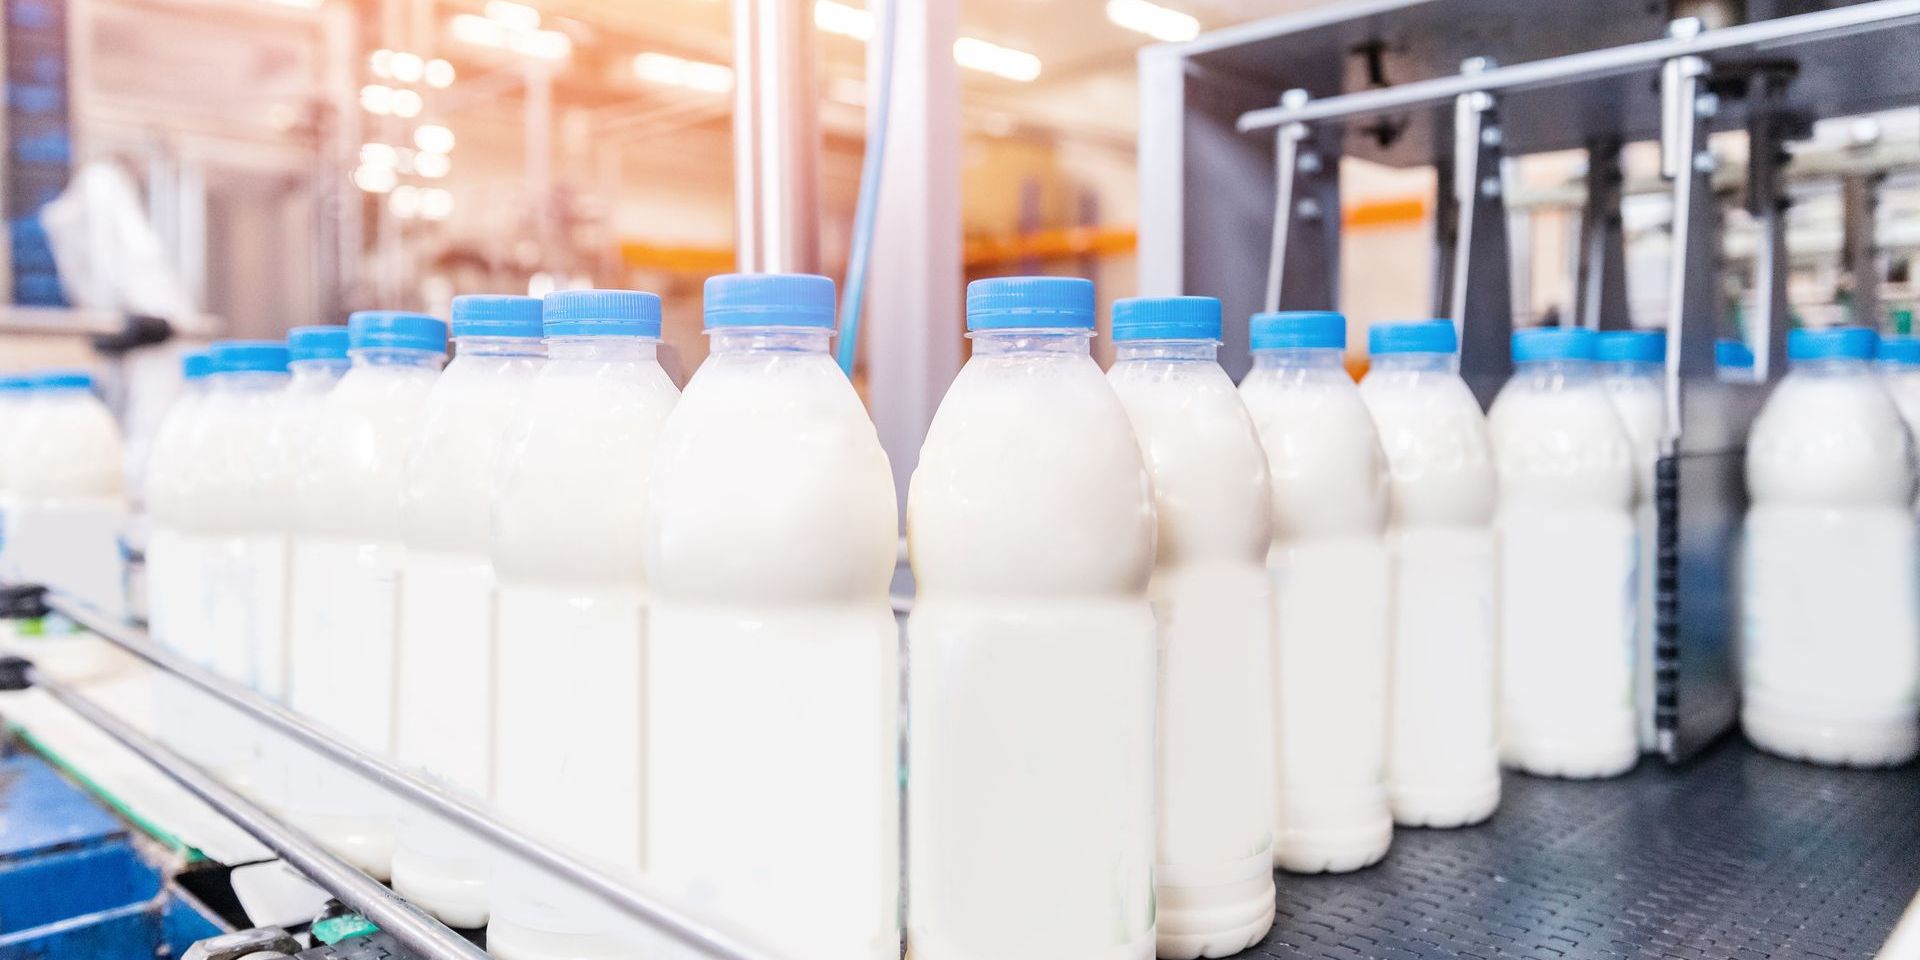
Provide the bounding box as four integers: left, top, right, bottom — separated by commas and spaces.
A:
33, 592, 791, 960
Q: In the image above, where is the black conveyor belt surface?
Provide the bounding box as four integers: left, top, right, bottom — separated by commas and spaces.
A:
1255, 740, 1920, 960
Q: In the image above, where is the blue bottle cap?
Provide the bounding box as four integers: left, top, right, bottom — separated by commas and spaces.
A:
1110, 296, 1220, 341
34, 369, 94, 391
1788, 325, 1878, 362
1511, 327, 1597, 363
543, 290, 664, 338
966, 276, 1095, 332
1369, 320, 1457, 355
182, 350, 213, 380
1250, 311, 1345, 351
348, 311, 448, 353
1595, 329, 1667, 364
0, 376, 32, 393
703, 274, 835, 330
288, 326, 350, 363
1715, 338, 1755, 370
210, 340, 291, 375
1879, 334, 1920, 366
452, 295, 544, 339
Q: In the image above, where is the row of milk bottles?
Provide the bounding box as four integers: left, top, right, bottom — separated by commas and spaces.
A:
0, 369, 127, 610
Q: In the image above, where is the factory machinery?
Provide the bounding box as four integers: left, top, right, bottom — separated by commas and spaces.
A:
5, 2, 1920, 960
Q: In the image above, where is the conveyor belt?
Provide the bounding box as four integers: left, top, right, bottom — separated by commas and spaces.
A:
1256, 739, 1920, 960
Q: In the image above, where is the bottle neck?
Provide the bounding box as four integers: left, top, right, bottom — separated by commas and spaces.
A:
545, 335, 659, 362
1516, 358, 1595, 382
290, 359, 348, 385
351, 347, 446, 370
210, 370, 290, 392
1600, 359, 1662, 379
455, 335, 544, 358
1794, 356, 1871, 377
969, 329, 1092, 357
1112, 339, 1217, 363
705, 327, 833, 355
1369, 351, 1455, 374
1251, 346, 1344, 370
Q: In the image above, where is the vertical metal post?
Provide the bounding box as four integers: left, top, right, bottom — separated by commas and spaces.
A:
1744, 70, 1795, 381
731, 0, 821, 274
1429, 131, 1458, 321
1450, 57, 1512, 400
1262, 90, 1309, 313
1577, 137, 1629, 331
1660, 22, 1718, 402
525, 60, 555, 255
1261, 89, 1340, 317
866, 0, 962, 519
1841, 172, 1882, 329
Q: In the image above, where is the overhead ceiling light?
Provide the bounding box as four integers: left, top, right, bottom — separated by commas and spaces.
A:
359, 83, 395, 115
425, 58, 456, 88
451, 13, 570, 61
632, 51, 734, 93
952, 37, 1041, 82
515, 29, 571, 60
369, 49, 394, 78
414, 124, 456, 154
390, 51, 426, 83
359, 142, 399, 167
390, 184, 422, 219
814, 0, 873, 41
484, 0, 540, 31
1104, 0, 1199, 42
391, 88, 423, 118
414, 151, 452, 178
420, 188, 455, 220
353, 163, 397, 194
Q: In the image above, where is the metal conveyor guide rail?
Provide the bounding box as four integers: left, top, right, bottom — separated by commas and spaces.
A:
1250, 740, 1920, 960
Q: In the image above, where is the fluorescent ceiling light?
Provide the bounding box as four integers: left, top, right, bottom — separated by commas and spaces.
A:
632, 51, 735, 93
414, 124, 456, 154
952, 37, 1041, 82
389, 51, 425, 83
359, 84, 394, 115
814, 0, 873, 41
451, 12, 571, 60
425, 58, 456, 88
414, 152, 452, 178
484, 0, 540, 31
1104, 0, 1199, 42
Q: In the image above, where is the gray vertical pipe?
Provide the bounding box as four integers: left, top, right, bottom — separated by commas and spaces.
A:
731, 0, 822, 275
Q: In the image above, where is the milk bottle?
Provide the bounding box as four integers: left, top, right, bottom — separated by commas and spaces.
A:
1239, 311, 1391, 872
188, 341, 292, 794
1489, 327, 1637, 779
1358, 320, 1499, 828
392, 295, 543, 928
249, 325, 348, 815
144, 350, 212, 651
907, 276, 1156, 960
0, 374, 37, 580
646, 273, 899, 960
1104, 296, 1274, 958
1878, 334, 1920, 437
1596, 330, 1668, 752
1744, 326, 1919, 767
285, 311, 447, 879
488, 290, 677, 959
6, 370, 127, 613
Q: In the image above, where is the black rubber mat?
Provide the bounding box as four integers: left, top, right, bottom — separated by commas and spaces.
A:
1255, 739, 1920, 960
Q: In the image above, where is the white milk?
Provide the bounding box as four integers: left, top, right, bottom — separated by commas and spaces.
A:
1879, 335, 1920, 441
285, 311, 447, 879
188, 341, 292, 795
488, 291, 678, 957
249, 327, 349, 814
646, 274, 900, 960
1104, 296, 1274, 960
1597, 330, 1669, 753
0, 375, 33, 580
1489, 328, 1638, 779
1238, 311, 1392, 873
144, 351, 211, 656
908, 277, 1157, 960
1745, 326, 1919, 767
5, 371, 127, 614
1357, 321, 1499, 828
390, 297, 543, 927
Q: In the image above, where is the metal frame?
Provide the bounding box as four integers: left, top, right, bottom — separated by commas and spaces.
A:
38, 594, 791, 960
1449, 59, 1512, 399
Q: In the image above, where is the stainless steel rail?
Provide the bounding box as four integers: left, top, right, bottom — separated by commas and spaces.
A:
25, 667, 493, 960
41, 593, 790, 960
1233, 0, 1920, 133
